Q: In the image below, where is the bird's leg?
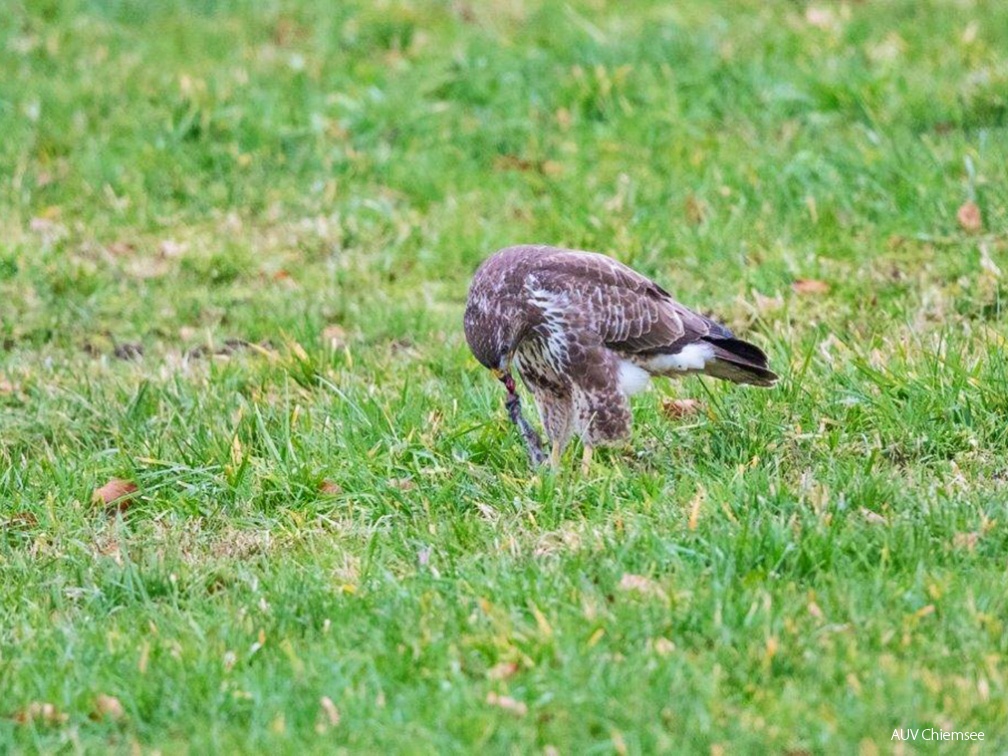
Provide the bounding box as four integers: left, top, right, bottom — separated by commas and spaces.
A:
550, 439, 562, 469
581, 445, 593, 475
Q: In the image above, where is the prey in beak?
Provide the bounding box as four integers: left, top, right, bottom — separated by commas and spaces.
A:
494, 367, 546, 466
493, 368, 517, 395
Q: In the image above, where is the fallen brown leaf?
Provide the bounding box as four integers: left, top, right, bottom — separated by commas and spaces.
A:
859, 507, 886, 525
486, 692, 527, 716
125, 256, 169, 280
953, 532, 980, 550
94, 534, 123, 564
106, 241, 135, 256
319, 696, 340, 727
91, 694, 124, 721
494, 155, 534, 172
13, 702, 67, 725
29, 216, 67, 245
618, 573, 665, 598
792, 279, 830, 295
3, 511, 37, 530
957, 201, 982, 233
649, 637, 675, 656
685, 194, 708, 225
540, 160, 563, 177
662, 397, 704, 419
159, 239, 187, 258
765, 636, 779, 661
389, 478, 415, 491
272, 16, 304, 46
487, 661, 519, 681
322, 324, 346, 349
93, 479, 138, 511
750, 290, 784, 315
612, 729, 629, 756
493, 155, 562, 177
318, 480, 343, 496
687, 486, 705, 531
805, 6, 835, 29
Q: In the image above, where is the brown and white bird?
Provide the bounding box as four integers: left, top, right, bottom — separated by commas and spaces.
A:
464, 245, 777, 471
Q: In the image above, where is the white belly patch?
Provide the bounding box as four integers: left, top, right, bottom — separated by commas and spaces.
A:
646, 342, 714, 373
617, 360, 651, 395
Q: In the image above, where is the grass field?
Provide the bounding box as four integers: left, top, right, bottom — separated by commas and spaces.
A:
2, 0, 1008, 752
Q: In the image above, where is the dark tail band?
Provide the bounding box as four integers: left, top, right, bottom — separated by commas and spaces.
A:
701, 337, 778, 387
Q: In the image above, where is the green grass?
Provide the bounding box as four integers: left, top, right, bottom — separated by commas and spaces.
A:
2, 0, 1007, 752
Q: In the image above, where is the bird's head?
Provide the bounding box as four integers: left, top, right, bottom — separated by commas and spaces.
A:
463, 294, 524, 392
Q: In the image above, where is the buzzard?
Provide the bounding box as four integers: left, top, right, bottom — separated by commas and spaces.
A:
463, 245, 777, 471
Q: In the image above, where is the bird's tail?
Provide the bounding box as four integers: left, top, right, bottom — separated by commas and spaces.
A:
701, 337, 778, 387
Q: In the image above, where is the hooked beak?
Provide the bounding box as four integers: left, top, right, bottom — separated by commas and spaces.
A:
492, 366, 516, 394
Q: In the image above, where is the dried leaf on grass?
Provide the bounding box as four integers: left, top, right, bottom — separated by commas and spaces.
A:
661, 397, 704, 419
12, 702, 67, 725
611, 729, 629, 756
685, 194, 708, 225
687, 486, 705, 531
792, 279, 830, 295
322, 324, 347, 349
859, 508, 886, 525
319, 696, 340, 727
487, 661, 519, 681
957, 201, 982, 233
618, 573, 666, 599
3, 511, 37, 529
493, 155, 563, 177
186, 338, 277, 360
93, 479, 138, 511
648, 637, 675, 656
486, 692, 527, 716
318, 480, 343, 496
105, 241, 135, 256
805, 7, 836, 29
91, 694, 124, 721
953, 532, 980, 550
540, 160, 563, 177
159, 239, 187, 258
748, 290, 784, 317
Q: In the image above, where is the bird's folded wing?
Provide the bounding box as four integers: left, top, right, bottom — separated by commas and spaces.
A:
526, 249, 715, 354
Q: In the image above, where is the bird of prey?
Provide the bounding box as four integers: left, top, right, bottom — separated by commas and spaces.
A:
464, 245, 777, 471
